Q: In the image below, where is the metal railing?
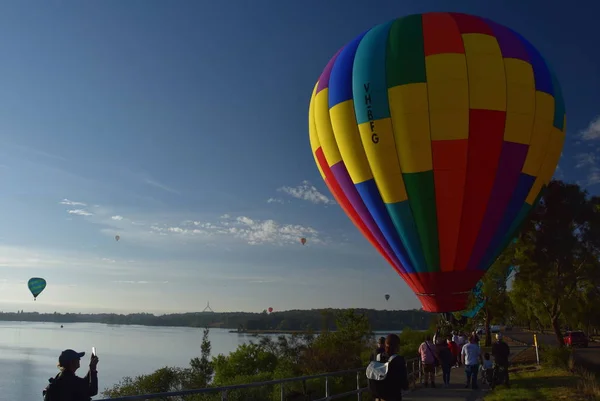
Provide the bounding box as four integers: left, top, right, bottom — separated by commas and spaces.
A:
98, 357, 421, 401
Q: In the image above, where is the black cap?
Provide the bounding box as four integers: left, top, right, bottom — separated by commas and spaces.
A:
59, 349, 85, 365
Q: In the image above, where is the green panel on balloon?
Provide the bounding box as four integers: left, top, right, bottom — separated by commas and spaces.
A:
386, 14, 427, 87
386, 201, 428, 273
403, 171, 440, 272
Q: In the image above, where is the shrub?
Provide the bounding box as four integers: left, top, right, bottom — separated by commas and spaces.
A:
542, 345, 573, 370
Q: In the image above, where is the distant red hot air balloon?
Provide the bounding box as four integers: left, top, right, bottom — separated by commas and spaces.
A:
300, 238, 307, 245
268, 307, 273, 313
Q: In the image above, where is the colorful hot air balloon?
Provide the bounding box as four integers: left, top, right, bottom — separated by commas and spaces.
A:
268, 307, 274, 313
300, 237, 307, 245
309, 12, 565, 312
385, 294, 390, 301
28, 277, 47, 300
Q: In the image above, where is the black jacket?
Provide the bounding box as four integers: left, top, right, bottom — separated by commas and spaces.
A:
51, 369, 98, 401
492, 341, 510, 365
377, 354, 409, 400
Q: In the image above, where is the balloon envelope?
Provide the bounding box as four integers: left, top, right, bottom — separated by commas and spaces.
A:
115, 235, 120, 241
28, 277, 47, 299
309, 12, 565, 312
300, 238, 307, 245
268, 307, 273, 313
385, 294, 390, 301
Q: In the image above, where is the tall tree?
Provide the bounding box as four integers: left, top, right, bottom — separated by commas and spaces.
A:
511, 180, 600, 345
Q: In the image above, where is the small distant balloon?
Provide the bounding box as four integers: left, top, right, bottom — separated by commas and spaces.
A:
28, 277, 47, 300
300, 238, 306, 245
385, 294, 390, 301
268, 307, 273, 313
115, 235, 120, 241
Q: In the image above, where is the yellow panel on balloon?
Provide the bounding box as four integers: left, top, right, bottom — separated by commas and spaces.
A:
462, 34, 506, 111
309, 86, 326, 179
358, 117, 408, 203
525, 126, 565, 205
314, 89, 342, 166
425, 54, 469, 140
330, 100, 374, 184
521, 92, 555, 176
388, 83, 432, 173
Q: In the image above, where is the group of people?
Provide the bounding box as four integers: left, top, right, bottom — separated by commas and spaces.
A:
418, 331, 510, 389
368, 330, 510, 400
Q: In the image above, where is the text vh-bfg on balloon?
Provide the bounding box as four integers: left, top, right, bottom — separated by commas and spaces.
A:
309, 12, 565, 313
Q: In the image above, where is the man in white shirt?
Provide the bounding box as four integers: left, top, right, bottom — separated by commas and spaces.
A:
461, 336, 482, 389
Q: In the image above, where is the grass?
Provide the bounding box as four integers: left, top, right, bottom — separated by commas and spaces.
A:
484, 365, 592, 401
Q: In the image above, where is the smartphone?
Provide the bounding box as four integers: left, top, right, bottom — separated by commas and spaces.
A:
92, 347, 97, 357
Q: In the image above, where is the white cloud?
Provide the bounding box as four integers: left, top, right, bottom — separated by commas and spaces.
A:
587, 166, 600, 186
267, 197, 285, 204
60, 198, 87, 206
575, 153, 597, 169
580, 116, 600, 141
113, 280, 169, 284
278, 180, 335, 205
68, 209, 93, 216
111, 215, 124, 221
144, 178, 180, 195
220, 214, 230, 219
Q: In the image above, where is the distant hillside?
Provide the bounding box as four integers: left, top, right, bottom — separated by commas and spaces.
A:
0, 308, 434, 331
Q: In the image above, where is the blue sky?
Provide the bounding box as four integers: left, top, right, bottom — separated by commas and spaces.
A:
0, 1, 598, 314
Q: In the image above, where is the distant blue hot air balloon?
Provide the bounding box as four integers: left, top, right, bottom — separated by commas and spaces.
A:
28, 277, 47, 300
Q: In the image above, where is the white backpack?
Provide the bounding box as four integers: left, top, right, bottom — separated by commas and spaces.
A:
366, 354, 398, 381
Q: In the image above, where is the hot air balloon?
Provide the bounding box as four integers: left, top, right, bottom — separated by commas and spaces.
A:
115, 235, 120, 242
309, 12, 565, 313
385, 294, 390, 301
28, 277, 47, 300
300, 237, 307, 245
268, 307, 274, 313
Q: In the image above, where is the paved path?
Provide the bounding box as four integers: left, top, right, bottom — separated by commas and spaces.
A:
402, 346, 526, 401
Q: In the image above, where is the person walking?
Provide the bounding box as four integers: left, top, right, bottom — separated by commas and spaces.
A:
368, 334, 409, 401
461, 336, 482, 389
447, 336, 461, 367
371, 337, 386, 361
437, 340, 453, 388
418, 335, 438, 388
491, 333, 511, 388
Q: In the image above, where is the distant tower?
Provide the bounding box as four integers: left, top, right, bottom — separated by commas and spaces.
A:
202, 301, 214, 313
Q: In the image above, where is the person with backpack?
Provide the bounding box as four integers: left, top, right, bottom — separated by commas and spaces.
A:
366, 334, 409, 401
437, 339, 453, 388
418, 335, 438, 388
43, 349, 99, 401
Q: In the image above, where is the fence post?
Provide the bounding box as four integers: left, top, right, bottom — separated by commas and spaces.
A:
356, 370, 362, 401
534, 334, 540, 365
325, 376, 330, 398
280, 383, 285, 401
221, 389, 228, 401
302, 379, 307, 400
419, 360, 422, 384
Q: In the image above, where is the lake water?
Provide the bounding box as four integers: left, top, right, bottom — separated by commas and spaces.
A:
0, 321, 394, 400
0, 321, 285, 400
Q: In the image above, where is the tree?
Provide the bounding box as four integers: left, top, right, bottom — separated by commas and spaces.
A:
510, 180, 600, 345
188, 328, 214, 388
478, 249, 514, 346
